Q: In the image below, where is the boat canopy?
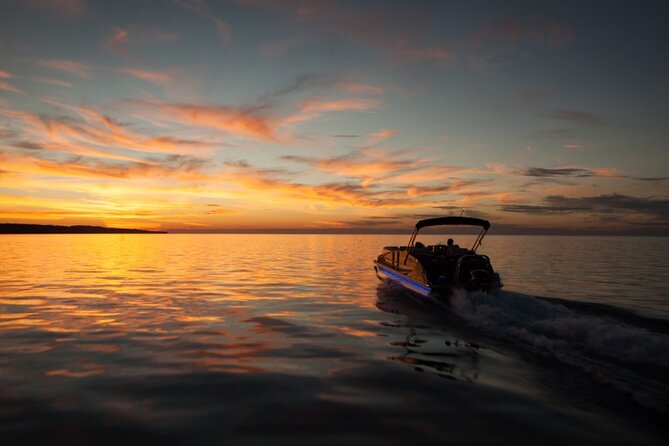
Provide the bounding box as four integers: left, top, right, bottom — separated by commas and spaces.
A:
415, 216, 490, 231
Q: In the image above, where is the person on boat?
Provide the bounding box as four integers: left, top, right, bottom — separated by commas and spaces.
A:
446, 238, 459, 255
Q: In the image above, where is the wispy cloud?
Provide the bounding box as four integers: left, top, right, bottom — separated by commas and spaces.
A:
106, 26, 129, 56
542, 109, 605, 127
106, 25, 182, 59
29, 77, 74, 88
35, 58, 95, 79
519, 166, 620, 178
469, 16, 574, 50
132, 100, 278, 141
26, 0, 85, 16
1, 106, 212, 161
0, 81, 24, 95
117, 68, 174, 86
260, 34, 306, 57
501, 194, 669, 222
284, 97, 381, 125
335, 81, 384, 95
176, 0, 231, 42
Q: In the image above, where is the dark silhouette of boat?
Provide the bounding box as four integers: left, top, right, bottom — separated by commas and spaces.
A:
374, 217, 502, 296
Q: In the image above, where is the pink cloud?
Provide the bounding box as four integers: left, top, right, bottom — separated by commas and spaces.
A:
283, 98, 381, 126
367, 128, 396, 144
35, 58, 95, 79
335, 82, 384, 95
0, 71, 14, 79
117, 67, 173, 86
107, 26, 129, 56
176, 0, 232, 42
0, 82, 24, 94
106, 25, 182, 59
29, 77, 74, 88
134, 101, 279, 142
27, 0, 85, 16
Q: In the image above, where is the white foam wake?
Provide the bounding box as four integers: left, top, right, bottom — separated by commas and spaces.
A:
451, 289, 669, 412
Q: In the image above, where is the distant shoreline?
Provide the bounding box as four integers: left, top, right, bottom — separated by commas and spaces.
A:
0, 224, 167, 234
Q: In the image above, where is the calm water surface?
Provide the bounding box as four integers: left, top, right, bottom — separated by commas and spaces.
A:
1, 234, 668, 444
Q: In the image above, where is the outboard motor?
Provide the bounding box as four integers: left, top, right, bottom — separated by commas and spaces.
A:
467, 269, 491, 291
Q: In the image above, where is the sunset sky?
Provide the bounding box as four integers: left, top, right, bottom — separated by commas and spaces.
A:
1, 0, 667, 234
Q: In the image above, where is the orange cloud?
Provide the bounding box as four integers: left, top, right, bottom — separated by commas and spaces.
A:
2, 106, 212, 158
367, 128, 396, 144
0, 81, 24, 94
283, 98, 381, 126
117, 67, 173, 86
0, 71, 13, 79
107, 26, 129, 55
134, 101, 278, 142
35, 58, 94, 79
335, 82, 384, 95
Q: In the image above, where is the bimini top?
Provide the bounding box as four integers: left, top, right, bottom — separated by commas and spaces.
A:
415, 216, 490, 231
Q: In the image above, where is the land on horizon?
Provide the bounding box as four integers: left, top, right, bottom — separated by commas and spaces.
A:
0, 223, 167, 234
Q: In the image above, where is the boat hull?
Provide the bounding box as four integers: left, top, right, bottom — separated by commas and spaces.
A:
374, 262, 432, 297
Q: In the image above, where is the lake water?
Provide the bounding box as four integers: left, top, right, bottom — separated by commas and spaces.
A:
1, 234, 668, 444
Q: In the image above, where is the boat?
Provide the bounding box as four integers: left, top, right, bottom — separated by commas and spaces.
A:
374, 216, 502, 297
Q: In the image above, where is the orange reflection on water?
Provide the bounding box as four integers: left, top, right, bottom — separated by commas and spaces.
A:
0, 234, 390, 379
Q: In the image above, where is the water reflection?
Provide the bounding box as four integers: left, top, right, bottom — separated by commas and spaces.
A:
0, 234, 666, 444
376, 282, 482, 382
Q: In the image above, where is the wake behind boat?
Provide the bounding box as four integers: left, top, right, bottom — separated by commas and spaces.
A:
374, 217, 502, 297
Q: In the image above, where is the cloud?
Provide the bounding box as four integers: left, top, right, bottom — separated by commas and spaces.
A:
260, 34, 306, 57
26, 0, 85, 16
632, 177, 669, 182
501, 194, 669, 221
335, 82, 384, 95
542, 109, 605, 127
29, 77, 74, 88
519, 167, 619, 178
107, 26, 129, 55
106, 25, 182, 59
563, 143, 584, 150
0, 71, 13, 79
1, 106, 213, 159
469, 16, 574, 49
280, 148, 470, 195
284, 97, 381, 125
176, 0, 231, 42
521, 167, 596, 178
35, 58, 95, 79
223, 160, 429, 209
282, 150, 407, 178
117, 67, 174, 86
367, 128, 396, 144
240, 0, 457, 62
0, 81, 24, 95
256, 74, 326, 103
132, 100, 278, 141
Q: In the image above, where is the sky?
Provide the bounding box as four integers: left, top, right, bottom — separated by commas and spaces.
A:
0, 0, 668, 234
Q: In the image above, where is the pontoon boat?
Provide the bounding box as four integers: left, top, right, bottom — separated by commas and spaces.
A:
374, 217, 502, 297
